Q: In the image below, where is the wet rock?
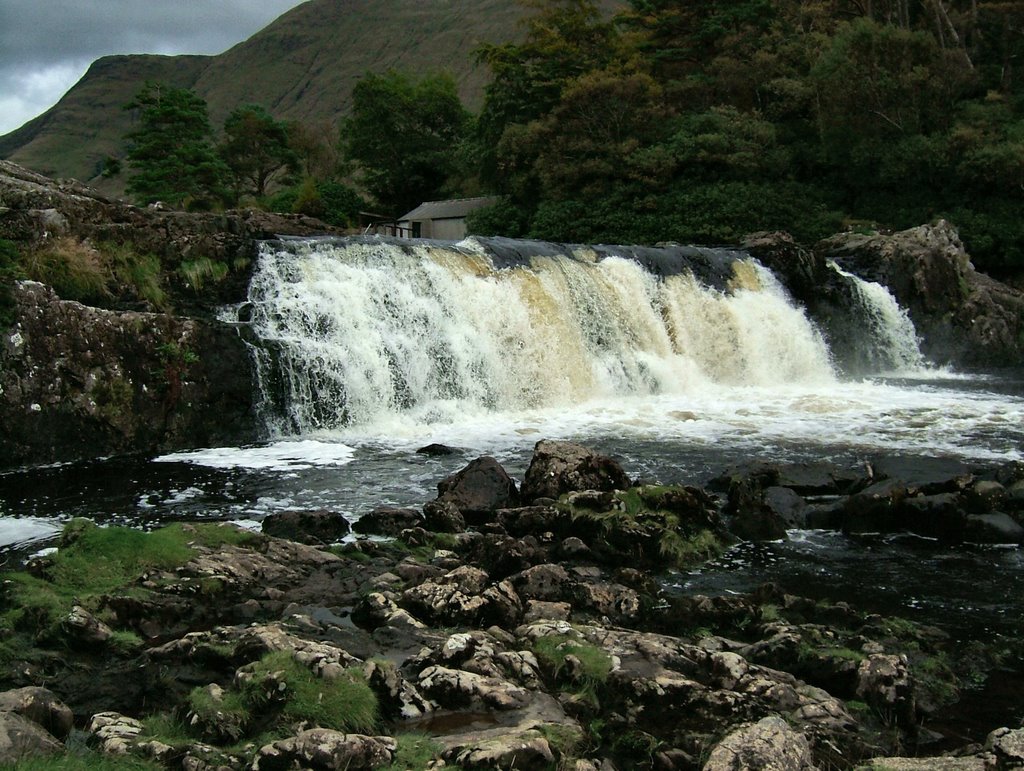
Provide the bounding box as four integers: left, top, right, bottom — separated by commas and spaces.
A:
447, 730, 555, 770
352, 506, 423, 536
418, 443, 458, 456
521, 440, 631, 502
965, 512, 1024, 544
702, 715, 817, 771
763, 487, 807, 528
966, 480, 1007, 513
843, 479, 910, 533
437, 456, 520, 518
422, 500, 466, 533
253, 730, 396, 770
0, 281, 256, 467
870, 456, 974, 495
820, 221, 1024, 368
0, 687, 74, 740
0, 711, 63, 764
261, 510, 350, 545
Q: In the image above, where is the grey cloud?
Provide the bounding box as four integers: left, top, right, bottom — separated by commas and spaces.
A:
0, 0, 306, 133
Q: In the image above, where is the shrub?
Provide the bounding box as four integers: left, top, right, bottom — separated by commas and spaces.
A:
0, 238, 22, 328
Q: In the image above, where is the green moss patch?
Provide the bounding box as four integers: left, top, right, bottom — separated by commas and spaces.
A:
0, 519, 260, 643
558, 484, 728, 569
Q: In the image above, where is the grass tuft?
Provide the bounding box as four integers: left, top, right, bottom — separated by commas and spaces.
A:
179, 258, 228, 290
239, 650, 379, 733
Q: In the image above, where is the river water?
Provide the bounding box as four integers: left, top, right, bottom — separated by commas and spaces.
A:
1, 237, 1022, 644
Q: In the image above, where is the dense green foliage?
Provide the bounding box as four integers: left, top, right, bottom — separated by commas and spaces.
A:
219, 105, 298, 198
124, 83, 229, 208
457, 0, 1024, 276
114, 0, 1024, 275
341, 71, 472, 216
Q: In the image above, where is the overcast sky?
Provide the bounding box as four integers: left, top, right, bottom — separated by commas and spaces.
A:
0, 1, 308, 135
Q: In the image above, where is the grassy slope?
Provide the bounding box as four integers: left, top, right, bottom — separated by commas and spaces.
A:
1, 0, 620, 195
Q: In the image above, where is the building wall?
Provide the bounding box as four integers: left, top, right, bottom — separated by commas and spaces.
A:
397, 217, 467, 240
430, 218, 467, 240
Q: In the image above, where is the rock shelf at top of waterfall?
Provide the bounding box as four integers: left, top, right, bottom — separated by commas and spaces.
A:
244, 236, 841, 436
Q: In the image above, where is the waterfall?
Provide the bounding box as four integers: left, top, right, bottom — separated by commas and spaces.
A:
245, 236, 836, 435
829, 262, 927, 374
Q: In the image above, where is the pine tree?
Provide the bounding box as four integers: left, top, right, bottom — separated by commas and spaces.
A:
124, 82, 228, 208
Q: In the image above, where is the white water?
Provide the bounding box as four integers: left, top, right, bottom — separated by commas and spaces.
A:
247, 238, 835, 435
830, 261, 929, 374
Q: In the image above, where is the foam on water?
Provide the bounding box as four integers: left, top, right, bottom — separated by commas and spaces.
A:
155, 439, 356, 471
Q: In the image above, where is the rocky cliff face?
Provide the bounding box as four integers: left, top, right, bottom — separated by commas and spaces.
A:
0, 282, 254, 466
0, 160, 346, 467
747, 222, 1024, 372
820, 222, 1024, 369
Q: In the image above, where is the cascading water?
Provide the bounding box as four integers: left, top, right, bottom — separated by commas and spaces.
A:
829, 261, 928, 373
245, 236, 836, 435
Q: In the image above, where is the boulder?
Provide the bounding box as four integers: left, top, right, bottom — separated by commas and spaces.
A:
521, 440, 631, 502
987, 726, 1024, 768
422, 500, 466, 533
61, 604, 113, 647
0, 712, 63, 765
436, 456, 520, 517
253, 730, 396, 770
447, 731, 555, 770
856, 654, 916, 725
702, 715, 817, 771
417, 666, 532, 711
262, 510, 351, 544
87, 711, 145, 754
352, 507, 423, 536
0, 687, 74, 739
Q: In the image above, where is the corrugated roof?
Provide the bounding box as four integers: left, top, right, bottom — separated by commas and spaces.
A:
400, 196, 500, 222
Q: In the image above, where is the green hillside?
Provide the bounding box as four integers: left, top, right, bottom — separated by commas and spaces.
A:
0, 0, 618, 195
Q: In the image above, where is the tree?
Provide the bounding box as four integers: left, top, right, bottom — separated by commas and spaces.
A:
341, 70, 471, 216
475, 0, 621, 186
123, 83, 228, 208
219, 105, 298, 198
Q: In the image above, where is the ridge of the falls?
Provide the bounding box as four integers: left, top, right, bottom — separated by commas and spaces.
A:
242, 236, 839, 436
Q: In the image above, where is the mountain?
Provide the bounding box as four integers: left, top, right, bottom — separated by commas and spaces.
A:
1, 0, 612, 195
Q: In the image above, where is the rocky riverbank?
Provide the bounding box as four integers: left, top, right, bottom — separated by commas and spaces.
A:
1, 441, 1021, 770
0, 160, 347, 467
